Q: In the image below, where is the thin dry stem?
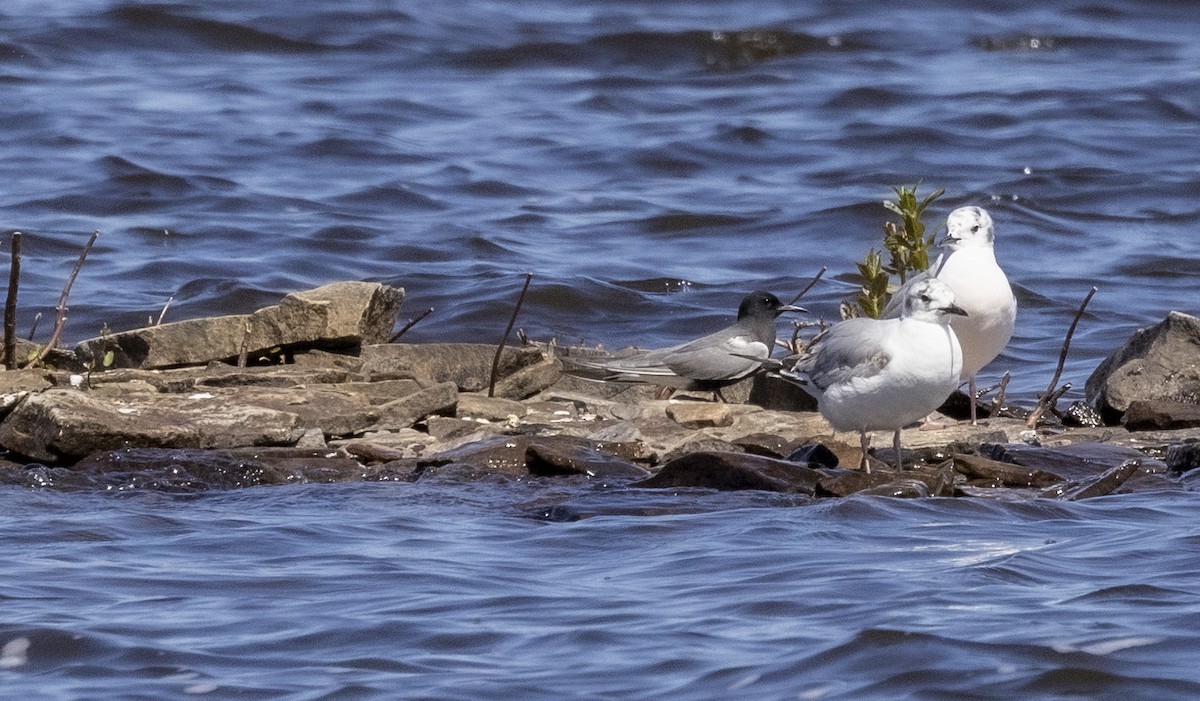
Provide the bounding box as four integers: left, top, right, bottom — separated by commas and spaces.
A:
787, 266, 827, 307
31, 230, 99, 365
389, 306, 434, 342
156, 296, 174, 326
5, 232, 21, 370
1026, 287, 1097, 428
489, 273, 533, 397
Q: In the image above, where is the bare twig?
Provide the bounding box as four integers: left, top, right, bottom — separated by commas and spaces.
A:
989, 371, 1011, 418
31, 230, 99, 365
787, 266, 827, 307
156, 296, 174, 326
237, 320, 251, 368
5, 232, 21, 370
389, 306, 434, 342
1027, 287, 1097, 428
489, 273, 533, 397
27, 312, 41, 341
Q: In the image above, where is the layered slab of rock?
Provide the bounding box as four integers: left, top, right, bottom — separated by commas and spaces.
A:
75, 281, 404, 370
0, 388, 304, 463
1086, 311, 1200, 423
360, 343, 559, 399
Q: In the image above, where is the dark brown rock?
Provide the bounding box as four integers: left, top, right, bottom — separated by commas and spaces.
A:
1085, 311, 1200, 422
76, 282, 404, 370
747, 373, 818, 412
734, 432, 801, 458
634, 451, 822, 494
1050, 460, 1143, 500
1123, 400, 1200, 431
816, 464, 957, 497
950, 453, 1063, 488
524, 442, 650, 479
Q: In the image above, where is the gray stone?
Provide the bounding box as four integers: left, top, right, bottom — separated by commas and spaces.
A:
360, 343, 547, 392
211, 386, 377, 437
457, 393, 528, 421
666, 401, 734, 429
364, 381, 458, 431
76, 281, 404, 370
0, 389, 303, 463
492, 357, 563, 400
1085, 311, 1200, 421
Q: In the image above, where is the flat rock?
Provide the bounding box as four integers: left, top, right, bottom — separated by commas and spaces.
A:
364, 381, 459, 432
457, 393, 528, 421
666, 401, 733, 429
360, 343, 547, 393
71, 447, 370, 489
634, 451, 822, 494
950, 453, 1063, 488
492, 357, 563, 399
76, 281, 403, 370
0, 388, 303, 463
1085, 311, 1200, 422
415, 434, 645, 480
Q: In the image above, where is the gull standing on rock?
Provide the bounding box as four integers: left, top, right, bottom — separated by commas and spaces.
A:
884, 205, 1017, 423
564, 291, 804, 401
783, 278, 966, 472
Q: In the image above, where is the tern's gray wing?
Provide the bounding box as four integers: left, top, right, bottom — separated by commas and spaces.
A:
570, 323, 768, 383
788, 318, 891, 391
655, 326, 770, 381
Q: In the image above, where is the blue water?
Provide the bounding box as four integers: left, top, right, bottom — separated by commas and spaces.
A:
3, 1, 1200, 697
4, 482, 1200, 700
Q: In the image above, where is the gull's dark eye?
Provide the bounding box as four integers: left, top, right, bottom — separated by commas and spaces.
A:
971, 225, 980, 233
918, 293, 931, 303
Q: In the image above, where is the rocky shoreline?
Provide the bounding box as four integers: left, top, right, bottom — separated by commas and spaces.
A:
2, 281, 1200, 504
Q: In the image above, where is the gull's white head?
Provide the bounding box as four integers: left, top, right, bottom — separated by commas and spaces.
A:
940, 206, 994, 249
900, 277, 969, 323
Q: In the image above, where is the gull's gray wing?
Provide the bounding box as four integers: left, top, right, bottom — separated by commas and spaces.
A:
789, 318, 891, 391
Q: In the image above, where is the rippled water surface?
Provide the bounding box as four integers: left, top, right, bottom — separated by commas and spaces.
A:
5, 483, 1200, 699
4, 1, 1200, 698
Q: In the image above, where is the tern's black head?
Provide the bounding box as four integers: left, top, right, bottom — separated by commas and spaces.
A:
738, 291, 807, 320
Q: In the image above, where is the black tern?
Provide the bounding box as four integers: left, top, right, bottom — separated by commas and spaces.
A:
565, 291, 804, 401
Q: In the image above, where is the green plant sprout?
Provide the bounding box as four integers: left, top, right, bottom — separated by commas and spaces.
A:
848, 184, 945, 319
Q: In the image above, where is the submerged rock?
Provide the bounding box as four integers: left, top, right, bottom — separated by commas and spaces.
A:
633, 451, 822, 494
